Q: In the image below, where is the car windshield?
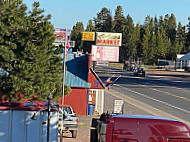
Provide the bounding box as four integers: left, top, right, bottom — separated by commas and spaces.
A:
63, 107, 72, 114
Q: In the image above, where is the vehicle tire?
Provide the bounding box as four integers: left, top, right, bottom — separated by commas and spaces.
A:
143, 73, 145, 77
71, 130, 77, 138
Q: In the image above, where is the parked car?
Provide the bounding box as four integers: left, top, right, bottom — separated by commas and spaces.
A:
58, 105, 79, 138
134, 67, 145, 77
92, 113, 190, 142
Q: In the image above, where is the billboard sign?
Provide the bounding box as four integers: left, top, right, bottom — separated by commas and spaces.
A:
54, 28, 71, 42
91, 45, 119, 62
82, 32, 95, 41
96, 32, 122, 46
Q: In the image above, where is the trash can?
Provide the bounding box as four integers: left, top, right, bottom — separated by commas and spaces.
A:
88, 104, 93, 115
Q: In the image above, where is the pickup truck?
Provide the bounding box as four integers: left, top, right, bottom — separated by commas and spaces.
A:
92, 113, 190, 142
58, 105, 79, 138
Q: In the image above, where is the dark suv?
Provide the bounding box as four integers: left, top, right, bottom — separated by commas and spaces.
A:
134, 68, 145, 77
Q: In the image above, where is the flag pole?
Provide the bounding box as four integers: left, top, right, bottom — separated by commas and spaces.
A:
60, 28, 67, 142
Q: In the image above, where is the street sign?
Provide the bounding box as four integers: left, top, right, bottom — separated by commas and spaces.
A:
113, 100, 124, 114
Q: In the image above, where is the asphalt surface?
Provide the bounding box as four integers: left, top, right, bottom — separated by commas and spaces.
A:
59, 67, 190, 142
96, 66, 190, 124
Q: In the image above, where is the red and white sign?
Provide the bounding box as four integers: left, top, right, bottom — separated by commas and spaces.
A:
91, 45, 119, 62
54, 28, 71, 42
96, 32, 122, 46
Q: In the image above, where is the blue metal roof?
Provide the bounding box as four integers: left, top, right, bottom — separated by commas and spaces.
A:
65, 54, 90, 88
65, 71, 90, 88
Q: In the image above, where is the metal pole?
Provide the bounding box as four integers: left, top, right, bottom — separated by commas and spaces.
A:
60, 29, 67, 142
47, 99, 50, 142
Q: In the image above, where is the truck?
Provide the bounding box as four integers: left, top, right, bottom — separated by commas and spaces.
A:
58, 105, 79, 138
92, 113, 190, 142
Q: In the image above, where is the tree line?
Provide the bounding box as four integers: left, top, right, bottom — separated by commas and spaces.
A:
71, 6, 190, 65
0, 0, 70, 102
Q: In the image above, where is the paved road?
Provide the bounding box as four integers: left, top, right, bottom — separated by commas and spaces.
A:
96, 66, 190, 125
61, 66, 190, 141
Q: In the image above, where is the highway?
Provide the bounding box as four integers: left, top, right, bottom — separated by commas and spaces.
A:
95, 65, 190, 124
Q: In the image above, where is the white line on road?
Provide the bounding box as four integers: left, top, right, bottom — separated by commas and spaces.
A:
114, 84, 190, 114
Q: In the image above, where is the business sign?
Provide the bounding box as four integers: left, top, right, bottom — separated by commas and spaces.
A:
82, 32, 95, 41
96, 32, 122, 46
54, 28, 71, 42
91, 45, 119, 62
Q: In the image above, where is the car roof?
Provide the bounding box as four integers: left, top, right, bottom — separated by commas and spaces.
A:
112, 114, 178, 121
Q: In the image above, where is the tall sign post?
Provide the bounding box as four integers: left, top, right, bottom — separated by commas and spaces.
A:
60, 32, 67, 142
53, 28, 72, 142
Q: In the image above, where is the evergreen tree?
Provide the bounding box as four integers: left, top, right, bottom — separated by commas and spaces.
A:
158, 16, 164, 29
142, 26, 151, 64
156, 27, 166, 59
113, 6, 126, 33
94, 7, 112, 32
185, 17, 190, 53
167, 14, 177, 44
176, 22, 185, 54
71, 22, 84, 51
149, 33, 157, 64
154, 16, 158, 35
122, 15, 137, 60
86, 20, 95, 32
0, 1, 66, 101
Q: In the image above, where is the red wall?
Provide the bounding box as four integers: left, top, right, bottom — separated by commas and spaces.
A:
59, 88, 88, 116
88, 70, 104, 89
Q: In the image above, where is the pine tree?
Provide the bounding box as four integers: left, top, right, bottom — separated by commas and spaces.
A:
0, 1, 65, 101
71, 22, 84, 51
86, 20, 95, 32
113, 6, 126, 33
167, 14, 177, 44
185, 17, 190, 53
142, 26, 151, 64
176, 22, 185, 54
149, 34, 157, 64
94, 7, 112, 32
156, 27, 166, 59
122, 15, 137, 60
158, 16, 164, 28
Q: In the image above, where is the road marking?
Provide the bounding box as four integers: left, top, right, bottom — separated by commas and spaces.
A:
114, 84, 190, 114
139, 84, 190, 102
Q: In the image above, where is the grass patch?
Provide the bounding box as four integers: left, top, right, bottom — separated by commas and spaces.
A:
143, 65, 157, 70
108, 62, 123, 69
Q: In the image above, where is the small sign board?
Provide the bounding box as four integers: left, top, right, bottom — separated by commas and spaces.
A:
113, 100, 124, 114
82, 32, 95, 41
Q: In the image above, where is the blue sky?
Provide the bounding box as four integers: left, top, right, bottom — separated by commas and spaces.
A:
22, 0, 190, 30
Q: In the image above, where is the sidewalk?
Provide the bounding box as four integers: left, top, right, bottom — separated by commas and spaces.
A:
60, 89, 152, 142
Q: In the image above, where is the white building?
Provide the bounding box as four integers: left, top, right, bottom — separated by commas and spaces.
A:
176, 52, 190, 71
